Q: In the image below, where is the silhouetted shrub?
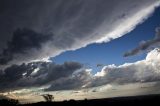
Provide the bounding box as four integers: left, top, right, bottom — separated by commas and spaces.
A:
42, 94, 54, 102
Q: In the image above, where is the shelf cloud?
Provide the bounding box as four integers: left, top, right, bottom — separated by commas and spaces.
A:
0, 0, 159, 69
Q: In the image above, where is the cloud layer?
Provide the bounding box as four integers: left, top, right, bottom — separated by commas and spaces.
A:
46, 48, 160, 91
0, 0, 159, 68
1, 48, 160, 92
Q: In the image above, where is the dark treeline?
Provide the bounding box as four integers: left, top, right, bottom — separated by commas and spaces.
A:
1, 94, 160, 106
0, 98, 19, 105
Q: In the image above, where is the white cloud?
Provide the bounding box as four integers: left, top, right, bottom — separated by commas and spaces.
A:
93, 48, 160, 85
94, 65, 115, 77
31, 68, 40, 76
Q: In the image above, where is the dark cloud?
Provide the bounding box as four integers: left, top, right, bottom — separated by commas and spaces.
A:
0, 0, 159, 67
36, 61, 83, 85
0, 28, 53, 64
46, 69, 92, 91
124, 27, 160, 57
0, 61, 82, 91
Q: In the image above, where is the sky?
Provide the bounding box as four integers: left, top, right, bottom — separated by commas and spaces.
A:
0, 0, 160, 103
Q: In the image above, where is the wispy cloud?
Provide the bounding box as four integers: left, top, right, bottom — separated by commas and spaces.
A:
124, 27, 160, 57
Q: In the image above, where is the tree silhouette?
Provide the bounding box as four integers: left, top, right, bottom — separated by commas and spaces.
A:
42, 94, 54, 102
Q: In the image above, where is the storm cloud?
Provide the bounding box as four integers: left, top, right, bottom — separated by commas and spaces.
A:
46, 69, 93, 91
0, 0, 159, 68
0, 28, 53, 65
0, 61, 82, 91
